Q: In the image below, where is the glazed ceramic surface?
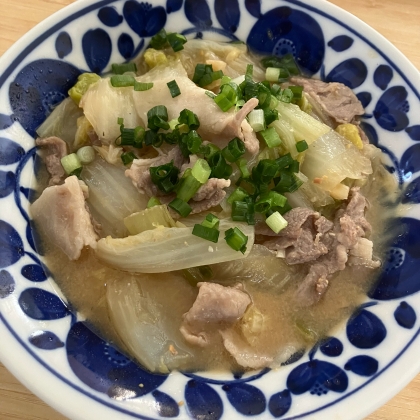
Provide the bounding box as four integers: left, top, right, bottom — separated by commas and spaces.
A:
0, 0, 419, 419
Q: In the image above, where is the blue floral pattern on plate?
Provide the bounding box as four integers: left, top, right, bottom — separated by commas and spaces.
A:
0, 0, 419, 419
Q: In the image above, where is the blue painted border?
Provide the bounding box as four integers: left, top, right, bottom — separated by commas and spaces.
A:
1, 0, 419, 418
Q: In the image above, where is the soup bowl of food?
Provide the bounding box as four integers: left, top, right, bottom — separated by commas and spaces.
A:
0, 0, 420, 418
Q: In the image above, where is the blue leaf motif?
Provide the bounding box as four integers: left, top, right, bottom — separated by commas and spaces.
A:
326, 58, 367, 89
346, 309, 386, 349
21, 264, 47, 282
268, 390, 292, 418
394, 301, 416, 329
166, 0, 183, 13
0, 138, 25, 165
373, 64, 393, 90
152, 390, 180, 417
0, 220, 24, 269
401, 143, 420, 178
118, 33, 135, 60
406, 125, 420, 141
327, 35, 353, 52
287, 359, 348, 395
67, 322, 167, 397
185, 380, 223, 420
26, 224, 40, 253
245, 0, 261, 18
370, 218, 420, 300
9, 60, 80, 137
222, 383, 266, 415
0, 270, 15, 298
247, 7, 325, 76
360, 122, 378, 146
18, 288, 69, 320
344, 355, 378, 377
402, 176, 420, 204
0, 113, 14, 130
98, 6, 123, 27
82, 29, 112, 73
357, 92, 372, 108
320, 337, 343, 357
55, 32, 72, 59
0, 171, 15, 198
374, 86, 409, 132
215, 0, 240, 33
123, 1, 167, 37
29, 330, 64, 350
185, 0, 212, 28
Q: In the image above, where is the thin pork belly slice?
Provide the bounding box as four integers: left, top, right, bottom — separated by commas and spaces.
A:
180, 282, 251, 347
31, 176, 98, 260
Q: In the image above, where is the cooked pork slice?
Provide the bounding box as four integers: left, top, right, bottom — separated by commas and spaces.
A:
290, 76, 364, 125
193, 178, 231, 201
31, 176, 98, 260
125, 145, 185, 196
241, 119, 260, 155
220, 329, 273, 369
180, 282, 251, 347
35, 136, 68, 186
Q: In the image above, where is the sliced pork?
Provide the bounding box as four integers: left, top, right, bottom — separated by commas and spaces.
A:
290, 76, 364, 125
180, 282, 251, 347
31, 176, 98, 260
35, 136, 68, 186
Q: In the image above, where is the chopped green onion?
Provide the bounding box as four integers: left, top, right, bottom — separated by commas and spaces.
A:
176, 173, 202, 202
193, 64, 212, 83
255, 191, 287, 213
266, 211, 288, 234
231, 201, 250, 222
208, 152, 232, 179
121, 152, 137, 165
205, 91, 216, 99
147, 196, 161, 208
167, 32, 187, 52
167, 79, 181, 97
201, 213, 220, 229
269, 95, 279, 110
275, 153, 294, 170
274, 172, 303, 193
257, 83, 272, 109
289, 85, 303, 100
296, 140, 308, 152
192, 224, 220, 243
61, 153, 82, 176
178, 109, 200, 130
150, 161, 179, 193
252, 159, 278, 185
169, 197, 192, 217
76, 146, 95, 164
265, 67, 281, 82
112, 62, 137, 74
264, 109, 279, 126
211, 70, 224, 82
279, 88, 294, 103
237, 158, 250, 179
260, 53, 300, 76
200, 143, 220, 159
191, 158, 211, 184
222, 137, 246, 162
248, 109, 265, 132
134, 81, 154, 91
214, 82, 240, 112
260, 127, 282, 148
186, 130, 202, 154
144, 129, 158, 146
227, 187, 249, 204
147, 105, 170, 130
245, 64, 254, 82
150, 29, 168, 50
221, 75, 232, 85
168, 119, 179, 130
289, 160, 300, 173
110, 75, 136, 87
224, 227, 248, 253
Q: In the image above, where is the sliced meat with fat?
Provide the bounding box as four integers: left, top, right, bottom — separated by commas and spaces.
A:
36, 136, 68, 186
180, 282, 251, 347
30, 175, 98, 260
290, 76, 364, 125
